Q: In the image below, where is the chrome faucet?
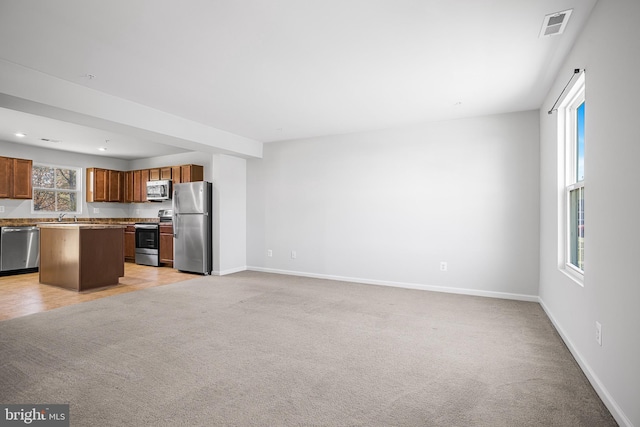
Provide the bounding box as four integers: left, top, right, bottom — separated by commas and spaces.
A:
58, 213, 66, 222
74, 215, 78, 223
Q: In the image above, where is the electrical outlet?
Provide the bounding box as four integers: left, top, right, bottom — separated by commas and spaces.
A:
93, 208, 100, 214
595, 321, 602, 346
0, 206, 4, 213
267, 249, 273, 257
440, 261, 448, 272
291, 250, 297, 259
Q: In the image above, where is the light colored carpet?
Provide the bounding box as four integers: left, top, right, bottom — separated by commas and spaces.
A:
0, 271, 616, 426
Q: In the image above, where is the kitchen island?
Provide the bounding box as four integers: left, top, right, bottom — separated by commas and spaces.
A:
38, 223, 125, 291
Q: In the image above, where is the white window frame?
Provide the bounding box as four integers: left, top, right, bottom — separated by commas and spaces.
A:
558, 72, 585, 285
31, 163, 83, 214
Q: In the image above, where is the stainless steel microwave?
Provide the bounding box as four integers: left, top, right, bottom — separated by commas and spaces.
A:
146, 180, 172, 201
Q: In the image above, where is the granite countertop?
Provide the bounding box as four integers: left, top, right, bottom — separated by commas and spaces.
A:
37, 223, 126, 229
0, 218, 156, 227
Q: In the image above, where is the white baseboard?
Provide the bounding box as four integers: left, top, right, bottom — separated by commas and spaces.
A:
213, 266, 247, 276
246, 266, 538, 302
539, 299, 633, 427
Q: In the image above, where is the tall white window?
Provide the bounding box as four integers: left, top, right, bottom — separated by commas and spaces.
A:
559, 72, 585, 280
31, 164, 82, 214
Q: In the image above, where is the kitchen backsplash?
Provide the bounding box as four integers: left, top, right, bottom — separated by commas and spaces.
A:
0, 198, 172, 220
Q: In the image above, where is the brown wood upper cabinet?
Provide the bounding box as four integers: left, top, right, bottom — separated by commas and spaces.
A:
12, 158, 33, 199
0, 156, 33, 199
180, 164, 204, 183
133, 170, 142, 202
171, 166, 182, 184
140, 169, 149, 202
148, 168, 160, 181
160, 167, 172, 180
87, 163, 204, 203
94, 168, 108, 201
108, 170, 124, 202
86, 168, 123, 202
124, 171, 134, 203
0, 157, 10, 198
128, 170, 147, 203
86, 168, 107, 202
170, 164, 203, 185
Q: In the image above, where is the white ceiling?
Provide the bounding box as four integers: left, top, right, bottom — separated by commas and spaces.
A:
0, 0, 596, 159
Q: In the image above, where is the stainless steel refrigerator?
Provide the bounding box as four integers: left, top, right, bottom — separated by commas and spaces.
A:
172, 181, 212, 274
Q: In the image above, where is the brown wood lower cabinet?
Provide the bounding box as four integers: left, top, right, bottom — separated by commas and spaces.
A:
124, 225, 136, 262
160, 224, 173, 267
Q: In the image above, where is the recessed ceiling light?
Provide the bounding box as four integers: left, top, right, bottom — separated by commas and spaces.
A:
15, 132, 26, 137
98, 147, 107, 151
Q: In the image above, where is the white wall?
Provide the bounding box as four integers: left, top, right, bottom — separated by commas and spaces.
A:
539, 0, 640, 426
247, 110, 540, 299
0, 140, 130, 219
212, 154, 246, 275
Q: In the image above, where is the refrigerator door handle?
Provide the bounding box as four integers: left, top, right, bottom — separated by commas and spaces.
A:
173, 214, 178, 239
173, 188, 179, 211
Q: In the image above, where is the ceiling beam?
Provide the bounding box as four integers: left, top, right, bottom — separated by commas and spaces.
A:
0, 59, 263, 159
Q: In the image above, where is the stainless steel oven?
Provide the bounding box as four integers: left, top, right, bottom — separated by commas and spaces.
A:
134, 223, 159, 266
134, 210, 172, 267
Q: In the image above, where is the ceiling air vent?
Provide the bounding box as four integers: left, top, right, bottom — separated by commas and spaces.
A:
539, 9, 573, 38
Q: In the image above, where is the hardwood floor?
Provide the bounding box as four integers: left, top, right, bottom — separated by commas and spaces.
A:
0, 263, 196, 321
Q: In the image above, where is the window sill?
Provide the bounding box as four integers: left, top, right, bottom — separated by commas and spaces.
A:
560, 265, 584, 287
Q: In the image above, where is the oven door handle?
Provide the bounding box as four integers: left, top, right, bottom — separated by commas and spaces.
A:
134, 224, 159, 229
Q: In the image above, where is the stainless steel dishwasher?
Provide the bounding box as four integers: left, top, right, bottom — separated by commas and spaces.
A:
0, 226, 40, 272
